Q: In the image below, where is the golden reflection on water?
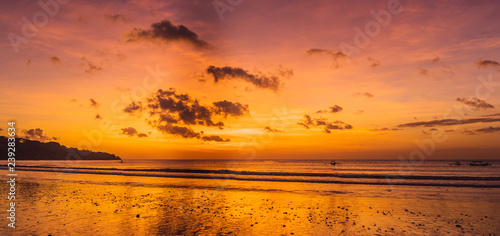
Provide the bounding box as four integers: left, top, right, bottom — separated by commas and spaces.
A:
0, 171, 499, 235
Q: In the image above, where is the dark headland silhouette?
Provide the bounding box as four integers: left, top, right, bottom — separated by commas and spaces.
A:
0, 136, 121, 161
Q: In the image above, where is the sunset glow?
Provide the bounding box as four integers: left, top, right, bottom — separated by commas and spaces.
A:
1, 0, 500, 159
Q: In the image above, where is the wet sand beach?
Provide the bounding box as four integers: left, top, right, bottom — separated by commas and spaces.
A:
1, 169, 499, 235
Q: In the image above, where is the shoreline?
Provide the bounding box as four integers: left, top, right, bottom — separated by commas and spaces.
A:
5, 168, 500, 188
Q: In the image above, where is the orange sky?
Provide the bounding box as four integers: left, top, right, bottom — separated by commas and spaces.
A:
1, 0, 500, 159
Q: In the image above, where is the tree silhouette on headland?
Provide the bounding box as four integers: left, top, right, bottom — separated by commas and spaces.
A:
0, 136, 121, 160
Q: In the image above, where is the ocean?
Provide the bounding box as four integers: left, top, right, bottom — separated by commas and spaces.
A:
6, 159, 500, 188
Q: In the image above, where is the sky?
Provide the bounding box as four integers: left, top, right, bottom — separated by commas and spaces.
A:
1, 0, 500, 160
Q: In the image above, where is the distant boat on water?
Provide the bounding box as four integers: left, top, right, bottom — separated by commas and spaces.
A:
330, 160, 338, 166
468, 161, 491, 166
450, 161, 461, 166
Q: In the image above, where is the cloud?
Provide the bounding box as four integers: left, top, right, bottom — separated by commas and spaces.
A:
95, 114, 102, 120
370, 127, 389, 131
26, 59, 32, 66
120, 127, 148, 138
22, 128, 57, 142
264, 127, 284, 133
397, 115, 500, 128
120, 127, 138, 136
206, 66, 289, 91
90, 99, 100, 108
126, 20, 211, 49
49, 56, 61, 64
316, 105, 343, 113
213, 100, 249, 117
456, 97, 494, 109
306, 48, 348, 68
123, 101, 142, 114
156, 123, 200, 138
429, 55, 440, 63
354, 92, 374, 98
367, 57, 380, 68
306, 48, 345, 57
371, 127, 400, 133
475, 126, 500, 133
354, 110, 364, 115
418, 66, 455, 79
123, 88, 244, 142
326, 122, 353, 130
483, 113, 500, 117
70, 99, 77, 103
301, 115, 314, 125
80, 57, 103, 74
476, 59, 500, 70
329, 105, 343, 113
95, 48, 126, 61
461, 130, 476, 135
276, 65, 294, 78
297, 122, 310, 129
104, 14, 133, 23
201, 135, 230, 142
418, 68, 429, 76
297, 115, 353, 133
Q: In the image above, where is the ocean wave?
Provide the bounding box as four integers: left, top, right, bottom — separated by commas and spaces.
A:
4, 165, 500, 181
2, 165, 500, 188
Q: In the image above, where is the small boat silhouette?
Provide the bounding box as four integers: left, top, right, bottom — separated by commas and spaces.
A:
468, 161, 491, 166
330, 160, 338, 166
449, 161, 461, 166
